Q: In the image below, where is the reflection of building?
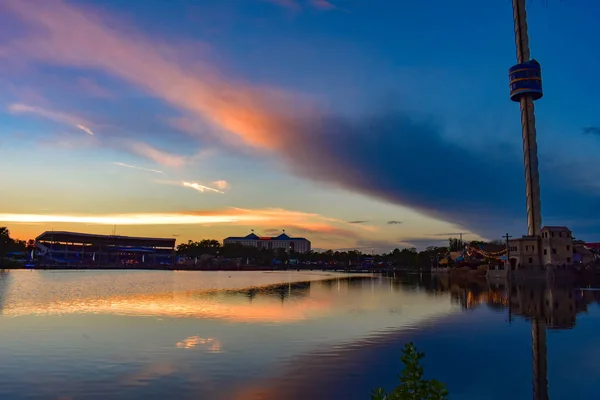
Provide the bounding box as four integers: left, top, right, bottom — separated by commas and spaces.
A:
427, 274, 595, 330
223, 232, 311, 253
509, 280, 576, 329
35, 231, 175, 265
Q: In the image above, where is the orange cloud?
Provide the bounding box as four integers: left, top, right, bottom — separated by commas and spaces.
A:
212, 180, 230, 190
2, 0, 301, 150
0, 207, 369, 233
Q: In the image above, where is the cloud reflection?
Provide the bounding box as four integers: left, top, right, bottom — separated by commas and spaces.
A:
1, 277, 337, 323
176, 336, 221, 352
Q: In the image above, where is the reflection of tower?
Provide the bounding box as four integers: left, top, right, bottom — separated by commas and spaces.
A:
531, 318, 548, 400
510, 0, 543, 238
509, 279, 550, 400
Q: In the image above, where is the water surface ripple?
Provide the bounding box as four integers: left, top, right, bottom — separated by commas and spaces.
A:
0, 270, 599, 399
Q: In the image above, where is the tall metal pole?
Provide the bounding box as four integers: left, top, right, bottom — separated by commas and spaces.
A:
512, 0, 542, 237
511, 3, 548, 399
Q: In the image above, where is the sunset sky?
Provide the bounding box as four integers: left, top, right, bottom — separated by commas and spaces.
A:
1, 0, 599, 251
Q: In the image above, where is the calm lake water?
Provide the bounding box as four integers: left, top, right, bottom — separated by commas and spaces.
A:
1, 270, 599, 399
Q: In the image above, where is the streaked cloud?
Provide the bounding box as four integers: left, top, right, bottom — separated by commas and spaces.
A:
426, 232, 470, 237
263, 228, 283, 235
113, 162, 164, 174
289, 224, 365, 240
310, 0, 337, 10
75, 124, 94, 136
0, 207, 383, 246
261, 0, 301, 11
182, 181, 224, 194
348, 220, 369, 224
0, 207, 357, 231
261, 0, 337, 11
8, 103, 94, 135
0, 212, 240, 225
122, 140, 187, 168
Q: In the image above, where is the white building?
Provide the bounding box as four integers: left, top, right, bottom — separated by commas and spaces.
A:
223, 232, 311, 254
508, 226, 574, 271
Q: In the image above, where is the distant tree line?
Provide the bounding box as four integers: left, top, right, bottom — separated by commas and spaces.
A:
0, 226, 506, 269
0, 227, 35, 266
174, 238, 490, 269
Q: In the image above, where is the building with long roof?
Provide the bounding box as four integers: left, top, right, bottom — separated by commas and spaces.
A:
223, 232, 311, 254
35, 230, 175, 265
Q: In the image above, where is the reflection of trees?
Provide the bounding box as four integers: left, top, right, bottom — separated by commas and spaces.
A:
185, 277, 375, 306
214, 281, 314, 304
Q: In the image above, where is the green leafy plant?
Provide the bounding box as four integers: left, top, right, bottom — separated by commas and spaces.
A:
371, 342, 448, 400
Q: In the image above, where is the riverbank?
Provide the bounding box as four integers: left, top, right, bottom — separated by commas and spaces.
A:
0, 263, 389, 273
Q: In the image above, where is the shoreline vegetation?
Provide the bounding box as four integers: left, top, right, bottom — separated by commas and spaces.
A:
372, 343, 448, 400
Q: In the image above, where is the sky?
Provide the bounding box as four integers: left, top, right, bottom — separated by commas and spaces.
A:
0, 0, 599, 252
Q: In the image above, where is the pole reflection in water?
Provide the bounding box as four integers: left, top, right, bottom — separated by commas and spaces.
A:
532, 317, 548, 400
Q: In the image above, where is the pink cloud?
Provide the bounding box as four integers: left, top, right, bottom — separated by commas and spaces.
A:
6, 85, 51, 106
121, 140, 188, 168
2, 0, 303, 150
261, 0, 301, 11
310, 0, 337, 10
261, 0, 337, 11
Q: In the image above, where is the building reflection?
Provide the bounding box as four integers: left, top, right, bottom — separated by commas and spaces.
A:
393, 272, 600, 400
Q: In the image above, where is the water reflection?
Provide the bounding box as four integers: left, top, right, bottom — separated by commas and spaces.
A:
1, 271, 599, 399
407, 274, 600, 329
396, 273, 600, 400
176, 336, 221, 352
0, 271, 367, 323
